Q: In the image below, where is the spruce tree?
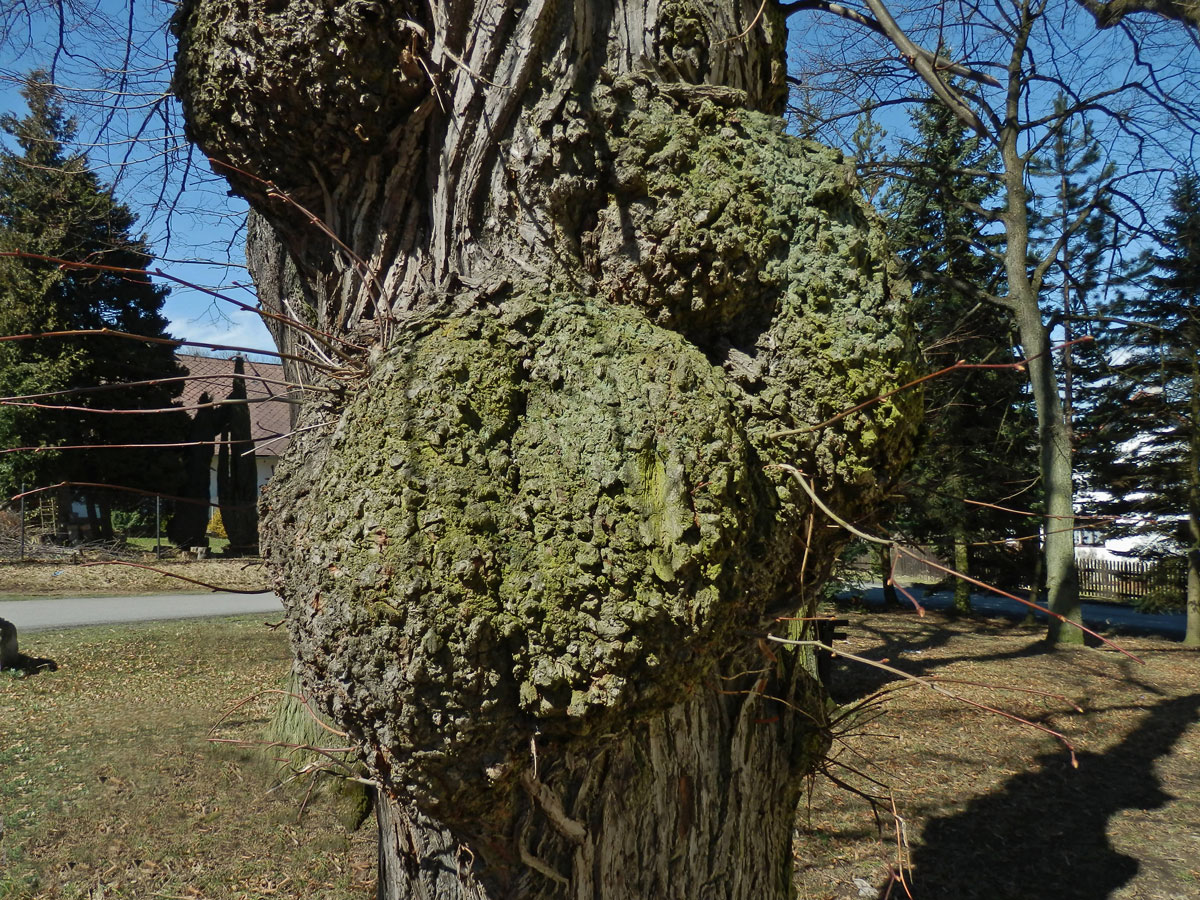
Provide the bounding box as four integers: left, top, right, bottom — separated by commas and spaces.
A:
0, 72, 184, 537
1086, 170, 1200, 645
883, 96, 1039, 611
1032, 97, 1115, 438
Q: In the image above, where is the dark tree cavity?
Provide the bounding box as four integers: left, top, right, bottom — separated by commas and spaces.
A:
173, 3, 919, 897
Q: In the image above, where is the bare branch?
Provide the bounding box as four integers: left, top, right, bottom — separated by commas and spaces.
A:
1073, 0, 1200, 30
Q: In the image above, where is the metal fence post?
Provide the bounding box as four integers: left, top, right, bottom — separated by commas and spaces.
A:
19, 482, 26, 561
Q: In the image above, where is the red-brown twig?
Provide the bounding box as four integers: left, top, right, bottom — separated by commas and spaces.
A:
1, 439, 274, 455
1, 393, 300, 415
208, 688, 348, 739
773, 464, 1142, 662
0, 249, 364, 356
768, 634, 1081, 766
10, 481, 252, 509
892, 546, 1143, 663
0, 326, 340, 374
78, 560, 269, 594
1, 371, 329, 404
888, 794, 914, 900
207, 158, 384, 304
926, 677, 1085, 712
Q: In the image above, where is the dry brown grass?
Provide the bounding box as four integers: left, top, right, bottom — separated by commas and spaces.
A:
4, 603, 1197, 900
796, 605, 1200, 900
0, 617, 374, 900
0, 558, 267, 598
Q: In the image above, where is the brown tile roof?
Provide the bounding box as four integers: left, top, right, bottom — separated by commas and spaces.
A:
176, 354, 294, 457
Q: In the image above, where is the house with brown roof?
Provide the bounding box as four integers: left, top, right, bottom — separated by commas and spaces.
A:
176, 353, 294, 493
172, 354, 295, 548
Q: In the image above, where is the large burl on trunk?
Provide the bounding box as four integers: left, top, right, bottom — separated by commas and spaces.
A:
173, 2, 919, 897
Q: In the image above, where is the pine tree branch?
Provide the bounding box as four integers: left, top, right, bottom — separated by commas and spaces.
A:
910, 269, 1012, 310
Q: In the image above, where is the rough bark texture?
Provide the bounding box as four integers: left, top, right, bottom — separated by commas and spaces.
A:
173, 2, 920, 897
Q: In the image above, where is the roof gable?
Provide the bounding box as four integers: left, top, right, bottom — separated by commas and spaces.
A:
176, 353, 294, 457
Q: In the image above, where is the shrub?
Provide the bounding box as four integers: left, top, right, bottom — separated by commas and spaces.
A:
207, 508, 227, 539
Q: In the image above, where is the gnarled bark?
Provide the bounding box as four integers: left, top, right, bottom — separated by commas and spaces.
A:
173, 2, 920, 897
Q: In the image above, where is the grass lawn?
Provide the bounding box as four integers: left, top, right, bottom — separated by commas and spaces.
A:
0, 616, 374, 900
796, 605, 1200, 899
2, 605, 1197, 900
0, 558, 266, 599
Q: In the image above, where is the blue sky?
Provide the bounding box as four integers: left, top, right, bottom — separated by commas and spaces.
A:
3, 0, 1194, 363
0, 0, 274, 353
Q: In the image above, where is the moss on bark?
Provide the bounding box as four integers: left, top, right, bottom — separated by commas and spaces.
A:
262, 104, 918, 824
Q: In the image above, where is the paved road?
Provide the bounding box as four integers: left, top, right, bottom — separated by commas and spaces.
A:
0, 592, 283, 632
1, 584, 1185, 640
844, 584, 1187, 640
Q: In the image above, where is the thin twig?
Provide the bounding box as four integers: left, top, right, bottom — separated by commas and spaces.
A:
717, 0, 769, 43
78, 560, 269, 594
11, 481, 252, 509
209, 688, 348, 738
772, 464, 1142, 661
768, 337, 1092, 438
1, 393, 302, 414
0, 439, 274, 456
0, 248, 365, 356
892, 545, 1144, 663
769, 636, 1080, 766
0, 326, 341, 374
0, 372, 330, 404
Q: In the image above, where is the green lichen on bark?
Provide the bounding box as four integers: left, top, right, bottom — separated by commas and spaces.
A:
260, 67, 918, 828
267, 297, 802, 815
583, 82, 916, 515
172, 0, 428, 195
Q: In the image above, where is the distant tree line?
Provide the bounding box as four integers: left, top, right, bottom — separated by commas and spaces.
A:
1, 75, 259, 553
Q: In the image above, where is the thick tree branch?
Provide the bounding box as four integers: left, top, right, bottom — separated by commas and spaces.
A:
1073, 0, 1200, 29
857, 0, 991, 137
784, 0, 1002, 88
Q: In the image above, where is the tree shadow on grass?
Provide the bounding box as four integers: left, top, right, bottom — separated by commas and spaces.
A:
1, 651, 58, 675
894, 692, 1200, 900
828, 618, 1048, 704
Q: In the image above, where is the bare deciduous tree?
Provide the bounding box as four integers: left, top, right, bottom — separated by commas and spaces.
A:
788, 0, 1199, 644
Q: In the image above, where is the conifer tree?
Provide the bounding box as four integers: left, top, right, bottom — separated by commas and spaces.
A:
1086, 170, 1200, 645
0, 72, 183, 537
883, 95, 1039, 611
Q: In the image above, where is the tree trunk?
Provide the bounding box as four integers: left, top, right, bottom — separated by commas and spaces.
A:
879, 543, 899, 606
952, 532, 972, 614
173, 2, 921, 896
373, 648, 824, 900
998, 72, 1082, 645
1186, 354, 1200, 647
1009, 271, 1080, 643
1186, 541, 1199, 648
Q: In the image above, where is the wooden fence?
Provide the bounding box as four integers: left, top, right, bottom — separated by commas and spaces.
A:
877, 545, 1186, 607
1076, 556, 1187, 606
